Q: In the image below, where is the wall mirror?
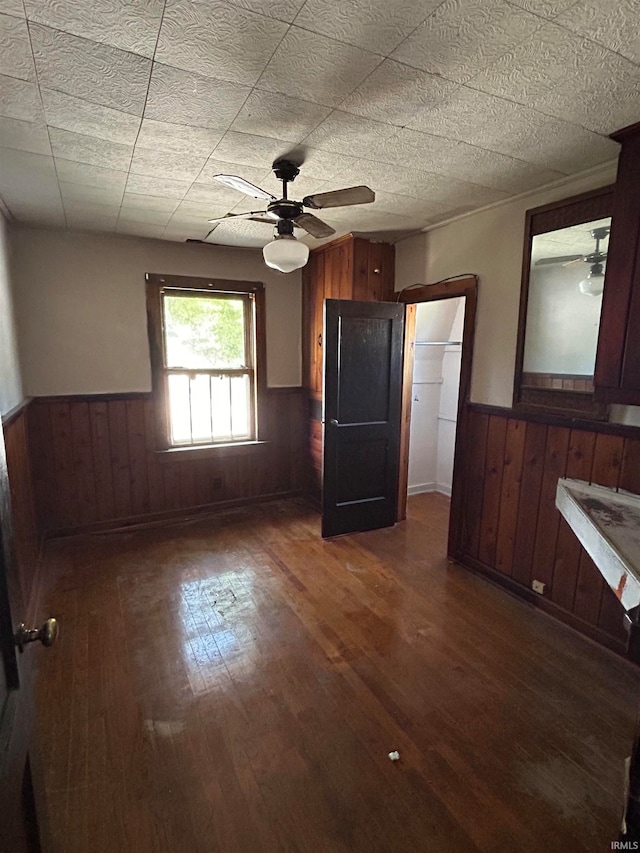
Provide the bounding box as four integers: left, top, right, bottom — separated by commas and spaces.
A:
514, 185, 614, 417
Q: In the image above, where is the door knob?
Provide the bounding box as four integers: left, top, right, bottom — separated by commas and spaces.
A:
330, 418, 339, 426
14, 618, 59, 653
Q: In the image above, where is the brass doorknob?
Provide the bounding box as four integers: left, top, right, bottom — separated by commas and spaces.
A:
14, 618, 59, 653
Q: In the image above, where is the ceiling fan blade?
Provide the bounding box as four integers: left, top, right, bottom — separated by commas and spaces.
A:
213, 174, 276, 201
294, 213, 336, 239
207, 210, 269, 224
534, 254, 584, 266
302, 185, 375, 210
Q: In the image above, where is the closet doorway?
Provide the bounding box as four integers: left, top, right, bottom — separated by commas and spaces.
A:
397, 276, 478, 557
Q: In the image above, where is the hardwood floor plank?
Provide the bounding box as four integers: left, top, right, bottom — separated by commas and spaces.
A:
35, 495, 640, 852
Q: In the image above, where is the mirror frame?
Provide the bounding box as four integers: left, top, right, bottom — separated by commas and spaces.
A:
513, 184, 615, 418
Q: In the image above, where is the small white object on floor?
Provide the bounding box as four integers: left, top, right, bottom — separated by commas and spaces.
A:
388, 751, 400, 761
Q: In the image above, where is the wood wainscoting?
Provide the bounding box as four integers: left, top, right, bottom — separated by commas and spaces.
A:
2, 401, 39, 608
26, 388, 306, 537
450, 404, 640, 654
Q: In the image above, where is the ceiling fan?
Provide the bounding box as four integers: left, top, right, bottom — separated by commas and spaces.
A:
535, 226, 610, 296
201, 156, 375, 273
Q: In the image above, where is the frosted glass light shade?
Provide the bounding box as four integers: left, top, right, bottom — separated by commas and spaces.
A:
263, 235, 309, 273
578, 272, 604, 296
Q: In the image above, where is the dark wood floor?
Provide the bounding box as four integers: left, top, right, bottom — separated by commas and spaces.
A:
34, 493, 640, 852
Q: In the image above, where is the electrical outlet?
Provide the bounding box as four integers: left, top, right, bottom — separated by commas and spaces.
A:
532, 579, 545, 595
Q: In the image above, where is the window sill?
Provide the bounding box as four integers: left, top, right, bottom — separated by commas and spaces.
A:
155, 440, 269, 462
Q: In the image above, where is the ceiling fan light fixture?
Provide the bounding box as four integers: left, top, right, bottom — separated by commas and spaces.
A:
578, 270, 605, 296
263, 233, 309, 273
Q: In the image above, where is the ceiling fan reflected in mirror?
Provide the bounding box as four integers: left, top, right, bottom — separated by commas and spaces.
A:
200, 156, 375, 273
535, 226, 610, 297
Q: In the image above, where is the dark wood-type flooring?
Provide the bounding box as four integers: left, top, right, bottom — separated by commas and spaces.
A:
34, 494, 640, 852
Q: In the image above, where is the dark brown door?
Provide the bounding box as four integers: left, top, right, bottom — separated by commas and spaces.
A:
322, 299, 405, 538
0, 419, 43, 851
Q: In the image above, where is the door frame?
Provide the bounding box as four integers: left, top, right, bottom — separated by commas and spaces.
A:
396, 276, 478, 559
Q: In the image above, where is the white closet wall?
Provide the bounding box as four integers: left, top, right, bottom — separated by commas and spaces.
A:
408, 297, 464, 496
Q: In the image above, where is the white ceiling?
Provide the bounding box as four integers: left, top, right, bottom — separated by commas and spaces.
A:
0, 0, 636, 249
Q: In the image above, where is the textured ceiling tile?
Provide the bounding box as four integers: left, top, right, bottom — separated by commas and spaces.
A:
507, 0, 579, 16
258, 27, 383, 108
183, 181, 251, 211
211, 131, 295, 170
172, 200, 232, 219
469, 22, 640, 134
339, 59, 459, 126
63, 202, 120, 228
336, 159, 508, 208
0, 116, 51, 155
304, 111, 398, 158
370, 127, 563, 192
42, 89, 141, 145
136, 119, 223, 157
30, 24, 151, 116
59, 181, 124, 206
0, 13, 35, 80
116, 220, 166, 239
391, 0, 542, 84
24, 0, 165, 58
118, 206, 174, 226
54, 158, 128, 191
227, 0, 304, 22
145, 64, 251, 130
156, 0, 287, 86
369, 189, 452, 220
208, 218, 272, 247
5, 201, 66, 226
0, 0, 25, 17
0, 149, 63, 218
290, 147, 360, 181
294, 0, 443, 54
121, 193, 181, 214
230, 91, 331, 143
0, 75, 43, 122
555, 0, 640, 64
49, 127, 133, 171
130, 147, 208, 182
410, 86, 618, 173
125, 172, 191, 199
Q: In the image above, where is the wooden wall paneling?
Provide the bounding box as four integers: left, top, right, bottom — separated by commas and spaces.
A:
460, 411, 489, 559
530, 425, 570, 595
107, 400, 133, 519
620, 436, 640, 493
314, 253, 325, 398
89, 401, 116, 522
351, 238, 370, 302
125, 399, 149, 517
511, 422, 547, 588
573, 553, 606, 628
50, 401, 79, 530
3, 409, 39, 607
478, 416, 508, 567
494, 418, 527, 576
337, 241, 352, 300
143, 397, 166, 515
551, 430, 597, 612
26, 402, 55, 533
69, 402, 98, 527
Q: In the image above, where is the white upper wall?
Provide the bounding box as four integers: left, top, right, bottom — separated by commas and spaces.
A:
0, 212, 23, 415
395, 163, 618, 407
11, 226, 302, 396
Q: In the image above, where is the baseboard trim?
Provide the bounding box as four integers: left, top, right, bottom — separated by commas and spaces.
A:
452, 551, 628, 659
408, 483, 452, 497
45, 490, 304, 539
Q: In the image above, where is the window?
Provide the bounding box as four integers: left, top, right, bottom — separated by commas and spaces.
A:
146, 274, 265, 449
514, 185, 614, 418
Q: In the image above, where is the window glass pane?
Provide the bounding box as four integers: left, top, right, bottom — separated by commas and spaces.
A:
230, 375, 250, 439
163, 294, 246, 369
168, 373, 192, 444
523, 217, 610, 390
167, 372, 251, 445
